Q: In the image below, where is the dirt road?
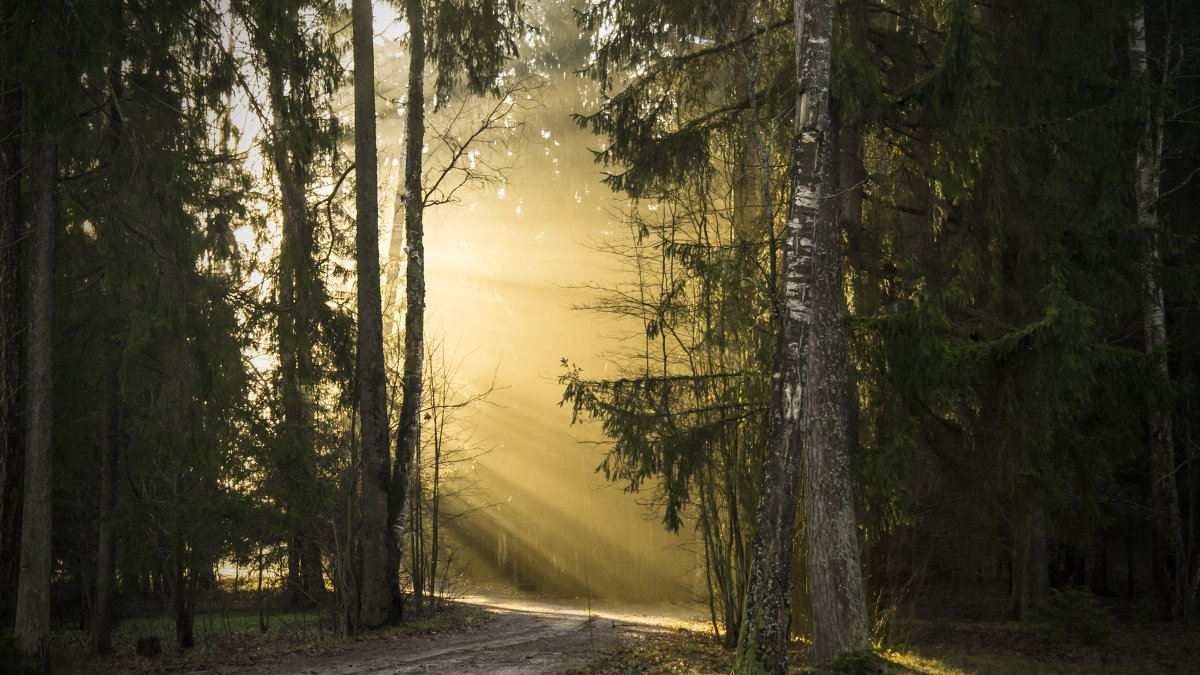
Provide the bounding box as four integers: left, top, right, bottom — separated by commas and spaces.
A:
202, 596, 708, 674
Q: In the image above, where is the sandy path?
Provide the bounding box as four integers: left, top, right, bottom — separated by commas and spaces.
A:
198, 596, 707, 674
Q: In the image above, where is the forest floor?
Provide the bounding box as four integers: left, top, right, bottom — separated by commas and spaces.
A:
195, 595, 709, 674
576, 613, 1200, 674
57, 594, 709, 674
52, 594, 1200, 673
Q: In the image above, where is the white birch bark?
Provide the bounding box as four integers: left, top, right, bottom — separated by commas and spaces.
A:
734, 0, 867, 669
1129, 6, 1185, 617
381, 156, 404, 338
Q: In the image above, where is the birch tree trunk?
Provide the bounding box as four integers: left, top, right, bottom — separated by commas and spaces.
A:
392, 0, 427, 597
14, 132, 56, 665
353, 0, 394, 629
1129, 6, 1185, 618
381, 156, 403, 336
733, 0, 849, 671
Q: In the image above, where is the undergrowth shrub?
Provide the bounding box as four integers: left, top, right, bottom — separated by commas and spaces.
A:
1031, 586, 1114, 645
830, 647, 883, 673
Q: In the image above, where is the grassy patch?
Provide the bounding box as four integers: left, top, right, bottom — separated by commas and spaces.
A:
50, 600, 492, 674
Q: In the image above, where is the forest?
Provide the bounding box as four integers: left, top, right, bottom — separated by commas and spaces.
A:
1, 0, 1199, 673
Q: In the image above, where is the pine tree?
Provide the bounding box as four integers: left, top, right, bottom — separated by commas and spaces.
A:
42, 0, 260, 649
844, 0, 1151, 621
14, 109, 55, 672
13, 0, 60, 661
353, 0, 394, 629
564, 0, 794, 642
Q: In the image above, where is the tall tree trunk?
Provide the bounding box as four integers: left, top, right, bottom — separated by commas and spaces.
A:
735, 0, 867, 669
429, 394, 441, 604
1012, 508, 1050, 620
732, 120, 813, 675
300, 535, 323, 605
94, 11, 127, 647
0, 0, 23, 625
93, 363, 118, 654
804, 98, 869, 666
353, 0, 393, 629
804, 0, 872, 656
1129, 6, 1185, 618
408, 459, 424, 614
380, 155, 403, 332
277, 151, 308, 607
14, 132, 56, 665
392, 0, 427, 607
733, 1, 836, 671
172, 564, 196, 649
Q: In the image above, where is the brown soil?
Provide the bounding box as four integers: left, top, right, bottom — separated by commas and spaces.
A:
185, 596, 709, 674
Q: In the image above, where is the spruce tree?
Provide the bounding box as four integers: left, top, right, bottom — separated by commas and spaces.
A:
237, 0, 345, 609
564, 0, 794, 642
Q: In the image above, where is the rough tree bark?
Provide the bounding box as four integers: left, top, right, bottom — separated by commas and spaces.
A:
734, 0, 867, 670
93, 363, 118, 654
731, 96, 813, 675
809, 0, 872, 655
0, 0, 23, 624
1129, 6, 1186, 618
14, 131, 56, 665
92, 5, 126, 651
733, 0, 831, 671
391, 0, 428, 613
353, 0, 394, 629
803, 93, 870, 670
1013, 508, 1050, 620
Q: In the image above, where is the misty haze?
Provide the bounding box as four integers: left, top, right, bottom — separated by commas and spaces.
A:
2, 0, 1199, 673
